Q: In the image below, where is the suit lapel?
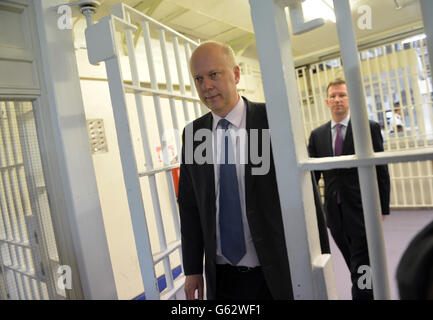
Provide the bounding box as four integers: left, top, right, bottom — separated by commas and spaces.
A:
342, 121, 353, 155
326, 121, 334, 157
194, 113, 216, 213
244, 98, 256, 198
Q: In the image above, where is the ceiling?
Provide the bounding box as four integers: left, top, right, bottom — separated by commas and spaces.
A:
77, 0, 423, 65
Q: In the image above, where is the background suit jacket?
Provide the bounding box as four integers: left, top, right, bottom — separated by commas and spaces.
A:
308, 120, 391, 237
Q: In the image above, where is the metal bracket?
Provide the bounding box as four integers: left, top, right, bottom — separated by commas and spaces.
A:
52, 0, 100, 26
284, 0, 325, 35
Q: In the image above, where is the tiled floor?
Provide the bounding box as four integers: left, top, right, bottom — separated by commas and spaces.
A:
330, 209, 433, 300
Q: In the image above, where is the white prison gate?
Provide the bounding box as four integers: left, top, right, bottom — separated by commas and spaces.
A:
249, 0, 433, 299
296, 38, 433, 208
0, 1, 70, 300
1, 0, 117, 300
0, 101, 61, 299
85, 3, 202, 300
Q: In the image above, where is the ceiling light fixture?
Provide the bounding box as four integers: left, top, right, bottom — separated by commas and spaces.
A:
302, 0, 336, 23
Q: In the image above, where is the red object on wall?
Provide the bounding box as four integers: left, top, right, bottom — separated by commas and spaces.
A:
172, 167, 180, 197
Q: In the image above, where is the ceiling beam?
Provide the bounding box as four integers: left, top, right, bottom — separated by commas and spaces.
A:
160, 7, 190, 23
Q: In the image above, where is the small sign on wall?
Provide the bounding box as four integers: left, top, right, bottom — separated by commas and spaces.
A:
87, 119, 108, 154
156, 145, 176, 164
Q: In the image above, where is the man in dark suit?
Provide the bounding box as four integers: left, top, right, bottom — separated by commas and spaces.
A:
308, 78, 391, 300
178, 41, 329, 300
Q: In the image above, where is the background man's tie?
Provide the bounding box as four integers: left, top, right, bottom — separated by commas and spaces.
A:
334, 123, 344, 203
218, 118, 246, 265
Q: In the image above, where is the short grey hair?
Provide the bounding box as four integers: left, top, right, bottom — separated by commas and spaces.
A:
190, 40, 237, 68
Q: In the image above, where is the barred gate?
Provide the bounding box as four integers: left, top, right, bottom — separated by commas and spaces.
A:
85, 3, 201, 300
296, 37, 433, 208
0, 101, 63, 300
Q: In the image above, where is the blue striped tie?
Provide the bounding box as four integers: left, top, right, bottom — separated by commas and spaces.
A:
218, 119, 246, 265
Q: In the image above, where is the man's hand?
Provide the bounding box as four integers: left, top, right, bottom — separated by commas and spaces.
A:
382, 215, 387, 222
184, 274, 204, 300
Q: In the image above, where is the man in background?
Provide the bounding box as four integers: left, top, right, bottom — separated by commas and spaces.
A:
308, 78, 390, 300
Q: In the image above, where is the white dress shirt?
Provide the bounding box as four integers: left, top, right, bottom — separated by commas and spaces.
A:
211, 96, 260, 267
331, 115, 350, 154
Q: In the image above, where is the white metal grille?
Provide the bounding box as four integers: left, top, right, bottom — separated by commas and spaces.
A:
296, 38, 433, 208
85, 3, 201, 299
0, 101, 62, 300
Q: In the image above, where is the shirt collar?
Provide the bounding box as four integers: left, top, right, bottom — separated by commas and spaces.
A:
331, 114, 350, 129
212, 95, 244, 130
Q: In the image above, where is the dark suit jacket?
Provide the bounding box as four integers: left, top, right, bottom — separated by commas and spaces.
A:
178, 97, 330, 299
308, 120, 390, 237
178, 97, 295, 300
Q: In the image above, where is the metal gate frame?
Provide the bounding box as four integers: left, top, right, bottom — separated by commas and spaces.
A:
249, 0, 433, 300
85, 3, 201, 300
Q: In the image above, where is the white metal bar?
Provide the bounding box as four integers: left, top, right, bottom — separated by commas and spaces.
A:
420, 0, 433, 88
23, 248, 32, 276
158, 34, 188, 242
334, 0, 390, 299
407, 41, 428, 144
116, 3, 197, 46
301, 145, 433, 171
15, 270, 25, 300
362, 51, 380, 122
153, 240, 181, 264
142, 20, 174, 292
369, 47, 400, 206
159, 29, 181, 154
5, 104, 28, 244
88, 15, 161, 298
123, 85, 201, 102
2, 263, 38, 280
417, 39, 433, 140
1, 172, 20, 242
30, 278, 41, 300
382, 45, 410, 206
160, 275, 185, 300
312, 64, 327, 125
6, 112, 32, 220
399, 45, 428, 206
184, 42, 201, 120
306, 67, 319, 129
173, 36, 194, 125
389, 46, 417, 205
13, 103, 58, 299
250, 0, 334, 299
0, 177, 13, 241
0, 205, 7, 240
106, 5, 201, 298
314, 63, 328, 123
0, 239, 30, 248
296, 68, 309, 138
399, 47, 427, 204
138, 164, 179, 177
157, 28, 183, 253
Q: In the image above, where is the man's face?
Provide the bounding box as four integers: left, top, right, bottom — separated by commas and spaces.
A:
326, 84, 350, 121
190, 44, 240, 117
